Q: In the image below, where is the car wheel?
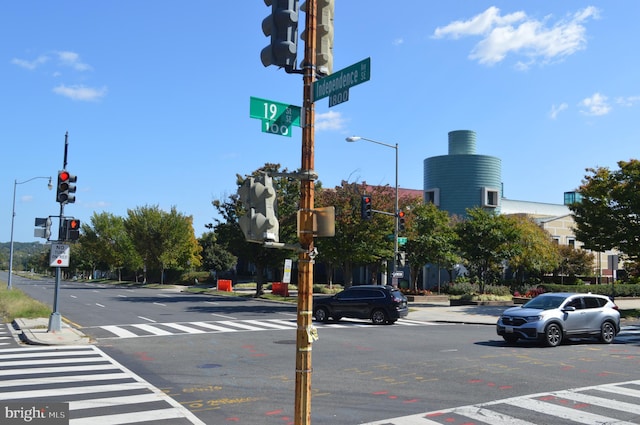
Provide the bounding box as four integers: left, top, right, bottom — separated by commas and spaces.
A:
371, 309, 388, 325
314, 307, 329, 323
503, 335, 519, 344
599, 321, 616, 344
543, 323, 563, 347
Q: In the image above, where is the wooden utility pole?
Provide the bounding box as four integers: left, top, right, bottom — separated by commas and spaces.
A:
294, 0, 316, 423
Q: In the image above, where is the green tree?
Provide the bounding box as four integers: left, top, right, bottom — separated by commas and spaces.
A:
570, 159, 640, 262
315, 181, 394, 287
80, 212, 141, 281
199, 231, 237, 275
507, 215, 560, 283
455, 208, 521, 292
553, 245, 595, 282
403, 202, 459, 291
125, 205, 202, 284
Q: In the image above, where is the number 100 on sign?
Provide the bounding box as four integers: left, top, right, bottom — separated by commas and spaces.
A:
263, 119, 292, 137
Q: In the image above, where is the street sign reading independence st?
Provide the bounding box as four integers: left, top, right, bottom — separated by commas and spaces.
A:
313, 57, 371, 103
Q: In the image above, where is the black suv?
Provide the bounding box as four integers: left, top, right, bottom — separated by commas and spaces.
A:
313, 285, 408, 325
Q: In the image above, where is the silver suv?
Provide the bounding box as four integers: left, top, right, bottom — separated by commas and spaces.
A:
497, 292, 620, 347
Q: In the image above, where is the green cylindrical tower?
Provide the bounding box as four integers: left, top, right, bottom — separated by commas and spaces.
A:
424, 130, 502, 217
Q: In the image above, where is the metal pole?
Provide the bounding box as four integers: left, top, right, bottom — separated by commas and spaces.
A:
48, 131, 69, 333
393, 143, 399, 285
7, 180, 18, 290
294, 1, 316, 423
7, 176, 52, 290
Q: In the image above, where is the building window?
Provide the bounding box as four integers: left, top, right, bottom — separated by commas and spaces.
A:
482, 187, 499, 208
567, 238, 576, 248
425, 188, 440, 206
552, 237, 560, 244
564, 191, 583, 205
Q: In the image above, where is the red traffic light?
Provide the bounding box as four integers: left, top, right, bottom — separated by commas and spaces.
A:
69, 219, 79, 229
59, 170, 70, 182
397, 211, 405, 218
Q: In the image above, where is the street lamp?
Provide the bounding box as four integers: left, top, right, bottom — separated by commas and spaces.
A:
7, 176, 52, 289
346, 135, 400, 285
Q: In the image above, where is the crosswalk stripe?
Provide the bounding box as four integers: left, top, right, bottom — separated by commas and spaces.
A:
215, 320, 269, 331
69, 393, 165, 410
101, 325, 138, 338
132, 323, 174, 336
452, 406, 537, 425
504, 397, 637, 425
70, 407, 192, 425
162, 323, 207, 334
363, 380, 640, 425
555, 390, 640, 415
244, 319, 296, 329
0, 345, 205, 424
0, 363, 118, 377
190, 321, 239, 332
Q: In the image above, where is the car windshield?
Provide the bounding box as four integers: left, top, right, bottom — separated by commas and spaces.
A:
522, 295, 567, 310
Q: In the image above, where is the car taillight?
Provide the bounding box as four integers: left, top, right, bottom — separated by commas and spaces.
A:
612, 304, 619, 310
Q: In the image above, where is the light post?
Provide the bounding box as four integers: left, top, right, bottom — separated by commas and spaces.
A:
346, 136, 399, 285
7, 176, 53, 289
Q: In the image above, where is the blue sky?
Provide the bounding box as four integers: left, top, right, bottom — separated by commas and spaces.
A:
2, 1, 639, 243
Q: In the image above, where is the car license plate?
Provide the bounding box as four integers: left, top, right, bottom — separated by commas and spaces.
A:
505, 326, 514, 333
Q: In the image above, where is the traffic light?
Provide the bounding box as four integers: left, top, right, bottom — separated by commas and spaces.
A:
237, 175, 279, 243
316, 0, 334, 75
361, 195, 372, 220
398, 210, 406, 232
63, 219, 81, 241
34, 217, 52, 240
56, 170, 77, 204
237, 177, 254, 242
252, 175, 279, 242
300, 0, 334, 76
261, 0, 299, 71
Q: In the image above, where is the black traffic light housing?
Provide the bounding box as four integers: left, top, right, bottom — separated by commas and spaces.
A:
361, 195, 372, 220
398, 210, 406, 232
56, 170, 77, 204
63, 218, 81, 241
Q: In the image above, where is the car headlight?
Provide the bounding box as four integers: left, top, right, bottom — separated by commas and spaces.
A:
526, 315, 542, 322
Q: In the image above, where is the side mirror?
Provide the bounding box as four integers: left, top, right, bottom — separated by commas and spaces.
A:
562, 306, 576, 312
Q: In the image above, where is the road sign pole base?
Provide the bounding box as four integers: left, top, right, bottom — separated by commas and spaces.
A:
48, 312, 62, 333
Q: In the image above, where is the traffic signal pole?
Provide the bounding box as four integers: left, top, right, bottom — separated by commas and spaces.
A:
295, 1, 317, 423
48, 132, 69, 333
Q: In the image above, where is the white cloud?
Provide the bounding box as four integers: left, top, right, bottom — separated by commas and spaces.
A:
53, 84, 107, 101
392, 38, 404, 46
55, 51, 92, 71
616, 95, 640, 107
10, 55, 49, 70
549, 102, 568, 119
433, 6, 599, 68
315, 110, 346, 131
579, 92, 611, 116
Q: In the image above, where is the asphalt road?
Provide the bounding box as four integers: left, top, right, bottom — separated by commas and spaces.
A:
4, 275, 640, 425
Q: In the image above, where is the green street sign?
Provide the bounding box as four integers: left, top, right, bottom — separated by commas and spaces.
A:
398, 237, 408, 246
313, 57, 371, 102
250, 96, 302, 137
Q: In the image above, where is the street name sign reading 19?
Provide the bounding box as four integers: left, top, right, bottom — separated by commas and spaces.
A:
313, 57, 371, 106
249, 96, 301, 137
